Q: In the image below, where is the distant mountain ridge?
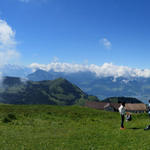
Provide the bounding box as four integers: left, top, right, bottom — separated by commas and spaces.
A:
102, 97, 143, 103
27, 69, 150, 103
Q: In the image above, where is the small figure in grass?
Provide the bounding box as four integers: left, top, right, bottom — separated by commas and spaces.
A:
118, 102, 126, 130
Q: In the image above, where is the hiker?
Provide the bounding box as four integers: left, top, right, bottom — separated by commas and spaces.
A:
148, 100, 150, 117
144, 100, 150, 130
118, 102, 126, 129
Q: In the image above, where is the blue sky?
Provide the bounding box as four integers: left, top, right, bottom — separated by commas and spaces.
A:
0, 0, 150, 68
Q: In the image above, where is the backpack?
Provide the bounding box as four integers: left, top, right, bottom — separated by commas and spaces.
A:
126, 114, 132, 121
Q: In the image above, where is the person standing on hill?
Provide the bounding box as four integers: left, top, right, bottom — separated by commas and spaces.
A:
148, 100, 150, 116
144, 100, 150, 130
118, 102, 126, 130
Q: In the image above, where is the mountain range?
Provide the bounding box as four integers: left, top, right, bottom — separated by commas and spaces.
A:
1, 64, 150, 103
27, 69, 150, 103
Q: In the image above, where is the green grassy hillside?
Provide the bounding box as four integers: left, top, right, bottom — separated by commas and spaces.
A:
0, 77, 92, 105
0, 105, 149, 149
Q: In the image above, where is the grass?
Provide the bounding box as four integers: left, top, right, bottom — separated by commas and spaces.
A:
0, 105, 149, 149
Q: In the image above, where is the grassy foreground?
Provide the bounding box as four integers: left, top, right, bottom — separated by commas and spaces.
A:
0, 105, 149, 150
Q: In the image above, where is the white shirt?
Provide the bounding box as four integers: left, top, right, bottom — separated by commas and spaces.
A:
118, 105, 126, 115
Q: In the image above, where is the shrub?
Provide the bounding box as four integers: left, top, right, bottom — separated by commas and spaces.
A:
7, 114, 17, 120
2, 113, 17, 123
2, 117, 11, 123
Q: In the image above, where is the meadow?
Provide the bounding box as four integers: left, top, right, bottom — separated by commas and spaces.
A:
0, 104, 149, 150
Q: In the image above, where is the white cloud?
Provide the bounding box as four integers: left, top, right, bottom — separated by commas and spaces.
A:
0, 20, 16, 47
30, 62, 90, 73
100, 38, 112, 49
0, 19, 20, 66
29, 61, 150, 78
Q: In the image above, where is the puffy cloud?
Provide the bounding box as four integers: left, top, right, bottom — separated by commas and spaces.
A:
0, 19, 20, 66
100, 38, 112, 49
30, 62, 90, 73
29, 62, 150, 78
0, 19, 16, 47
